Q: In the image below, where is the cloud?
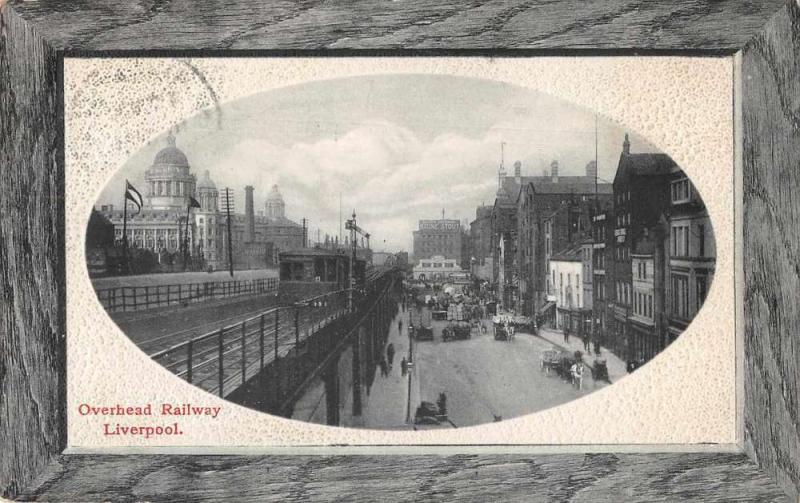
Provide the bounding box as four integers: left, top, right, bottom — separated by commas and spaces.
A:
205, 117, 639, 253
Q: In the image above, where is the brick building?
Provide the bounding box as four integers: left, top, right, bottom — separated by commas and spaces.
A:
412, 218, 463, 265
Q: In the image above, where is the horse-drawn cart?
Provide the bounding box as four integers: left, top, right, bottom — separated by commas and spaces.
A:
540, 350, 581, 381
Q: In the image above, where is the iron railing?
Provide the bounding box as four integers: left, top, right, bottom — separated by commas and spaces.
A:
95, 277, 279, 312
150, 288, 352, 398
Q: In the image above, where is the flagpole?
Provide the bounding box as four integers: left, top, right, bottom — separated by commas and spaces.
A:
183, 202, 191, 271
122, 182, 129, 275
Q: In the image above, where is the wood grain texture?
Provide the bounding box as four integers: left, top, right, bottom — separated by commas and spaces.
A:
742, 2, 800, 502
5, 0, 788, 51
16, 453, 791, 502
0, 5, 66, 500
1, 0, 799, 500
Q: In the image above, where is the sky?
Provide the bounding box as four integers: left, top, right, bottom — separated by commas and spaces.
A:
98, 74, 660, 253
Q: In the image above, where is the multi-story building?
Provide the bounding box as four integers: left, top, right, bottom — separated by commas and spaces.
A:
549, 243, 584, 332
591, 211, 613, 348
665, 166, 715, 344
629, 232, 659, 362
514, 160, 612, 317
412, 218, 463, 264
581, 234, 594, 331
470, 206, 493, 264
460, 226, 472, 270
609, 134, 674, 363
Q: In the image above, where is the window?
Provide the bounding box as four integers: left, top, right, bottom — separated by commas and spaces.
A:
637, 261, 647, 279
672, 274, 690, 318
698, 224, 705, 256
671, 178, 690, 203
672, 224, 689, 256
648, 295, 653, 318
697, 275, 708, 309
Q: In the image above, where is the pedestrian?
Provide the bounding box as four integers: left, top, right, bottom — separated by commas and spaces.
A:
583, 334, 591, 352
564, 326, 570, 344
398, 319, 403, 333
401, 357, 408, 376
594, 338, 601, 357
387, 343, 395, 366
570, 361, 584, 390
379, 357, 388, 377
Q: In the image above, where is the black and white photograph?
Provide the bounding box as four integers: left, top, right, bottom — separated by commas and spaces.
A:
4, 1, 800, 500
83, 70, 716, 430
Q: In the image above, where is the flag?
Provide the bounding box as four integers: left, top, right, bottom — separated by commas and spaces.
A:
188, 196, 201, 209
125, 181, 143, 215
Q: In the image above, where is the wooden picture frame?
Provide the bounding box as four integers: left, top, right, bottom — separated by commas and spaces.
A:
1, 1, 798, 500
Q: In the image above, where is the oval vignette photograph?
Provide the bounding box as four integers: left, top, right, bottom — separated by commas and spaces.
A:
84, 74, 716, 430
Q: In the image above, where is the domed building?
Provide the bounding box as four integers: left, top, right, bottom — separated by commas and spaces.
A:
145, 134, 197, 211
265, 184, 285, 218
98, 135, 304, 271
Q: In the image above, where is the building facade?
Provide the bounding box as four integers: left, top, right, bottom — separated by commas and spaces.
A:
549, 244, 584, 331
413, 255, 461, 281
665, 166, 715, 344
609, 135, 674, 363
514, 161, 612, 318
591, 211, 613, 348
412, 218, 463, 264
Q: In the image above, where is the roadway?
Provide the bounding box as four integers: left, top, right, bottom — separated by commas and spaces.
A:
358, 307, 610, 429
414, 319, 608, 427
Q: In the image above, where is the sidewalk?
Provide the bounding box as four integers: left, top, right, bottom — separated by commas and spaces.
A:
531, 328, 628, 384
362, 303, 418, 429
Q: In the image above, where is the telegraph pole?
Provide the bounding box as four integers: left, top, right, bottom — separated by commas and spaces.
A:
225, 187, 234, 277
344, 211, 370, 312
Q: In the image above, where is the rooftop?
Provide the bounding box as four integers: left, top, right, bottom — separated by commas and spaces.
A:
551, 242, 584, 262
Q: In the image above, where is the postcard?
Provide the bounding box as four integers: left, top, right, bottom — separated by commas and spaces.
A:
65, 57, 734, 449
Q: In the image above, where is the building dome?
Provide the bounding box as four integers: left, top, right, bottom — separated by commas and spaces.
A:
144, 133, 196, 211
197, 170, 216, 190
265, 184, 286, 219
266, 184, 284, 203
152, 134, 189, 167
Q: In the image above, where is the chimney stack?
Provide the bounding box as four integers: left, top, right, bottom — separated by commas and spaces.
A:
623, 133, 631, 155
550, 160, 559, 182
244, 185, 255, 243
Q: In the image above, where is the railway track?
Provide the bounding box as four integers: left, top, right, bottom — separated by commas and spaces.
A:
151, 291, 350, 398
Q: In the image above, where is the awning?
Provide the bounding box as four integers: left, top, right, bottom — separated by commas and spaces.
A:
537, 301, 556, 315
